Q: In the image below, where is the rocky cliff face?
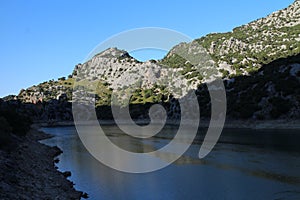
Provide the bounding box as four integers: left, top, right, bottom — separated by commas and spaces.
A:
7, 1, 300, 121
73, 47, 198, 99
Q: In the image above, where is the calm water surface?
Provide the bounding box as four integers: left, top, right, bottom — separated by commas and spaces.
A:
41, 126, 300, 200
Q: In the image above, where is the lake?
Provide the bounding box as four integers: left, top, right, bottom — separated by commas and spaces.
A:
41, 125, 300, 200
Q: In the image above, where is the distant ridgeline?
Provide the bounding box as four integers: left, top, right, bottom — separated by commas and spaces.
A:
3, 0, 300, 122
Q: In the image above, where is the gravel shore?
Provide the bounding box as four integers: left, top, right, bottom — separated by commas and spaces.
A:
0, 127, 86, 200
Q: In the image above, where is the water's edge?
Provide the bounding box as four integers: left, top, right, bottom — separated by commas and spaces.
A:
36, 119, 300, 130
0, 126, 86, 199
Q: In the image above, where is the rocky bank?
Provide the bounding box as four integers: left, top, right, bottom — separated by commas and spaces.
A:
0, 127, 86, 200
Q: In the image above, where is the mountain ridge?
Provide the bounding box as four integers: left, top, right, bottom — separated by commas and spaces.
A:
3, 1, 300, 121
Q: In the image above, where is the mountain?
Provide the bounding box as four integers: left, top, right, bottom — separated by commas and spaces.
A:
196, 0, 300, 76
4, 0, 300, 122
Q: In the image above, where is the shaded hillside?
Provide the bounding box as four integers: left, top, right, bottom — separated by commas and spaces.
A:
226, 54, 300, 119
0, 100, 32, 149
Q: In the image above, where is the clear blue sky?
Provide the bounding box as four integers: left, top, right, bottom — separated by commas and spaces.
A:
0, 0, 294, 97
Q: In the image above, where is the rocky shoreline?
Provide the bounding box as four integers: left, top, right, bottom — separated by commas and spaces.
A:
0, 127, 86, 200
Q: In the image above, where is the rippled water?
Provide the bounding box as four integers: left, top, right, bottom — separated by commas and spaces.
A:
41, 126, 300, 200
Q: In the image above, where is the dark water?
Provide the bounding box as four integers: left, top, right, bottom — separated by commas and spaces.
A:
41, 126, 300, 200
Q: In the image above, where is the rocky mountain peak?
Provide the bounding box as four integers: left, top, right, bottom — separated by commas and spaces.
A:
93, 47, 131, 59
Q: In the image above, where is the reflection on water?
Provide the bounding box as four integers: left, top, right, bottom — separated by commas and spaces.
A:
41, 126, 300, 200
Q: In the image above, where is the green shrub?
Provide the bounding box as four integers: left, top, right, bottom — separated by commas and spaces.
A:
219, 69, 229, 78
160, 54, 192, 69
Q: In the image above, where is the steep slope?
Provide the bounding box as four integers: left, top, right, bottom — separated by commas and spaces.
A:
195, 0, 300, 76
226, 54, 300, 119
